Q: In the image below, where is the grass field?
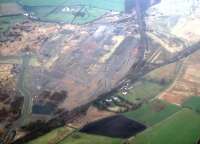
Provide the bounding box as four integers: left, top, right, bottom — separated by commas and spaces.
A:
26, 126, 75, 144
18, 0, 124, 11
119, 80, 167, 103
58, 132, 122, 144
18, 0, 65, 6
183, 96, 200, 113
123, 100, 181, 126
17, 0, 124, 24
0, 15, 26, 32
144, 62, 182, 83
0, 0, 26, 32
19, 5, 109, 24
0, 0, 16, 3
130, 109, 200, 144
45, 6, 108, 24
118, 61, 182, 103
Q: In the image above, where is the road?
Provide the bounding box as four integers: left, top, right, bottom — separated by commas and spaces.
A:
16, 53, 32, 126
0, 53, 33, 143
0, 53, 35, 126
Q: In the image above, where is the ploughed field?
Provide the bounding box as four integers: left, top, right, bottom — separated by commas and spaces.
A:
80, 115, 146, 138
159, 50, 200, 105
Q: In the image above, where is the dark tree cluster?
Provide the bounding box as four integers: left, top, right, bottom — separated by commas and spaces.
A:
50, 91, 68, 103
10, 96, 24, 114
0, 92, 9, 101
39, 90, 68, 104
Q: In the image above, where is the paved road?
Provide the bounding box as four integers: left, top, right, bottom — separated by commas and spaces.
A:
0, 54, 34, 126
16, 53, 32, 126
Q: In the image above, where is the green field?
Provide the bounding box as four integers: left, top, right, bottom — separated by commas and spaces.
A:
17, 0, 125, 24
1, 0, 125, 25
130, 109, 200, 144
0, 0, 26, 32
58, 132, 122, 144
0, 0, 16, 3
18, 0, 65, 6
119, 80, 167, 103
19, 5, 108, 25
123, 100, 181, 126
27, 126, 75, 144
183, 96, 200, 113
44, 6, 109, 24
0, 15, 26, 32
144, 61, 182, 83
18, 0, 125, 11
118, 62, 182, 103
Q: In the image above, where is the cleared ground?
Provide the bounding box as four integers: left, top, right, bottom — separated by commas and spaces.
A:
130, 109, 200, 144
123, 100, 181, 126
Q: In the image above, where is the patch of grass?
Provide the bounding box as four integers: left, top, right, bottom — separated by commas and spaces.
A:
119, 80, 167, 103
21, 5, 108, 24
123, 100, 181, 126
18, 0, 124, 11
30, 6, 56, 18
45, 7, 108, 24
26, 126, 75, 144
0, 15, 26, 32
144, 61, 182, 83
130, 109, 200, 144
119, 62, 182, 103
183, 96, 200, 113
0, 0, 16, 3
18, 0, 66, 6
58, 132, 122, 144
18, 0, 124, 24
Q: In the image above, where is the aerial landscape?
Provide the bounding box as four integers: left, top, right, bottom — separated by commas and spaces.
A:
0, 0, 200, 144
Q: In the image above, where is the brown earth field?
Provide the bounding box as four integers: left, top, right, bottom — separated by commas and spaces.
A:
159, 49, 200, 105
69, 106, 115, 128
